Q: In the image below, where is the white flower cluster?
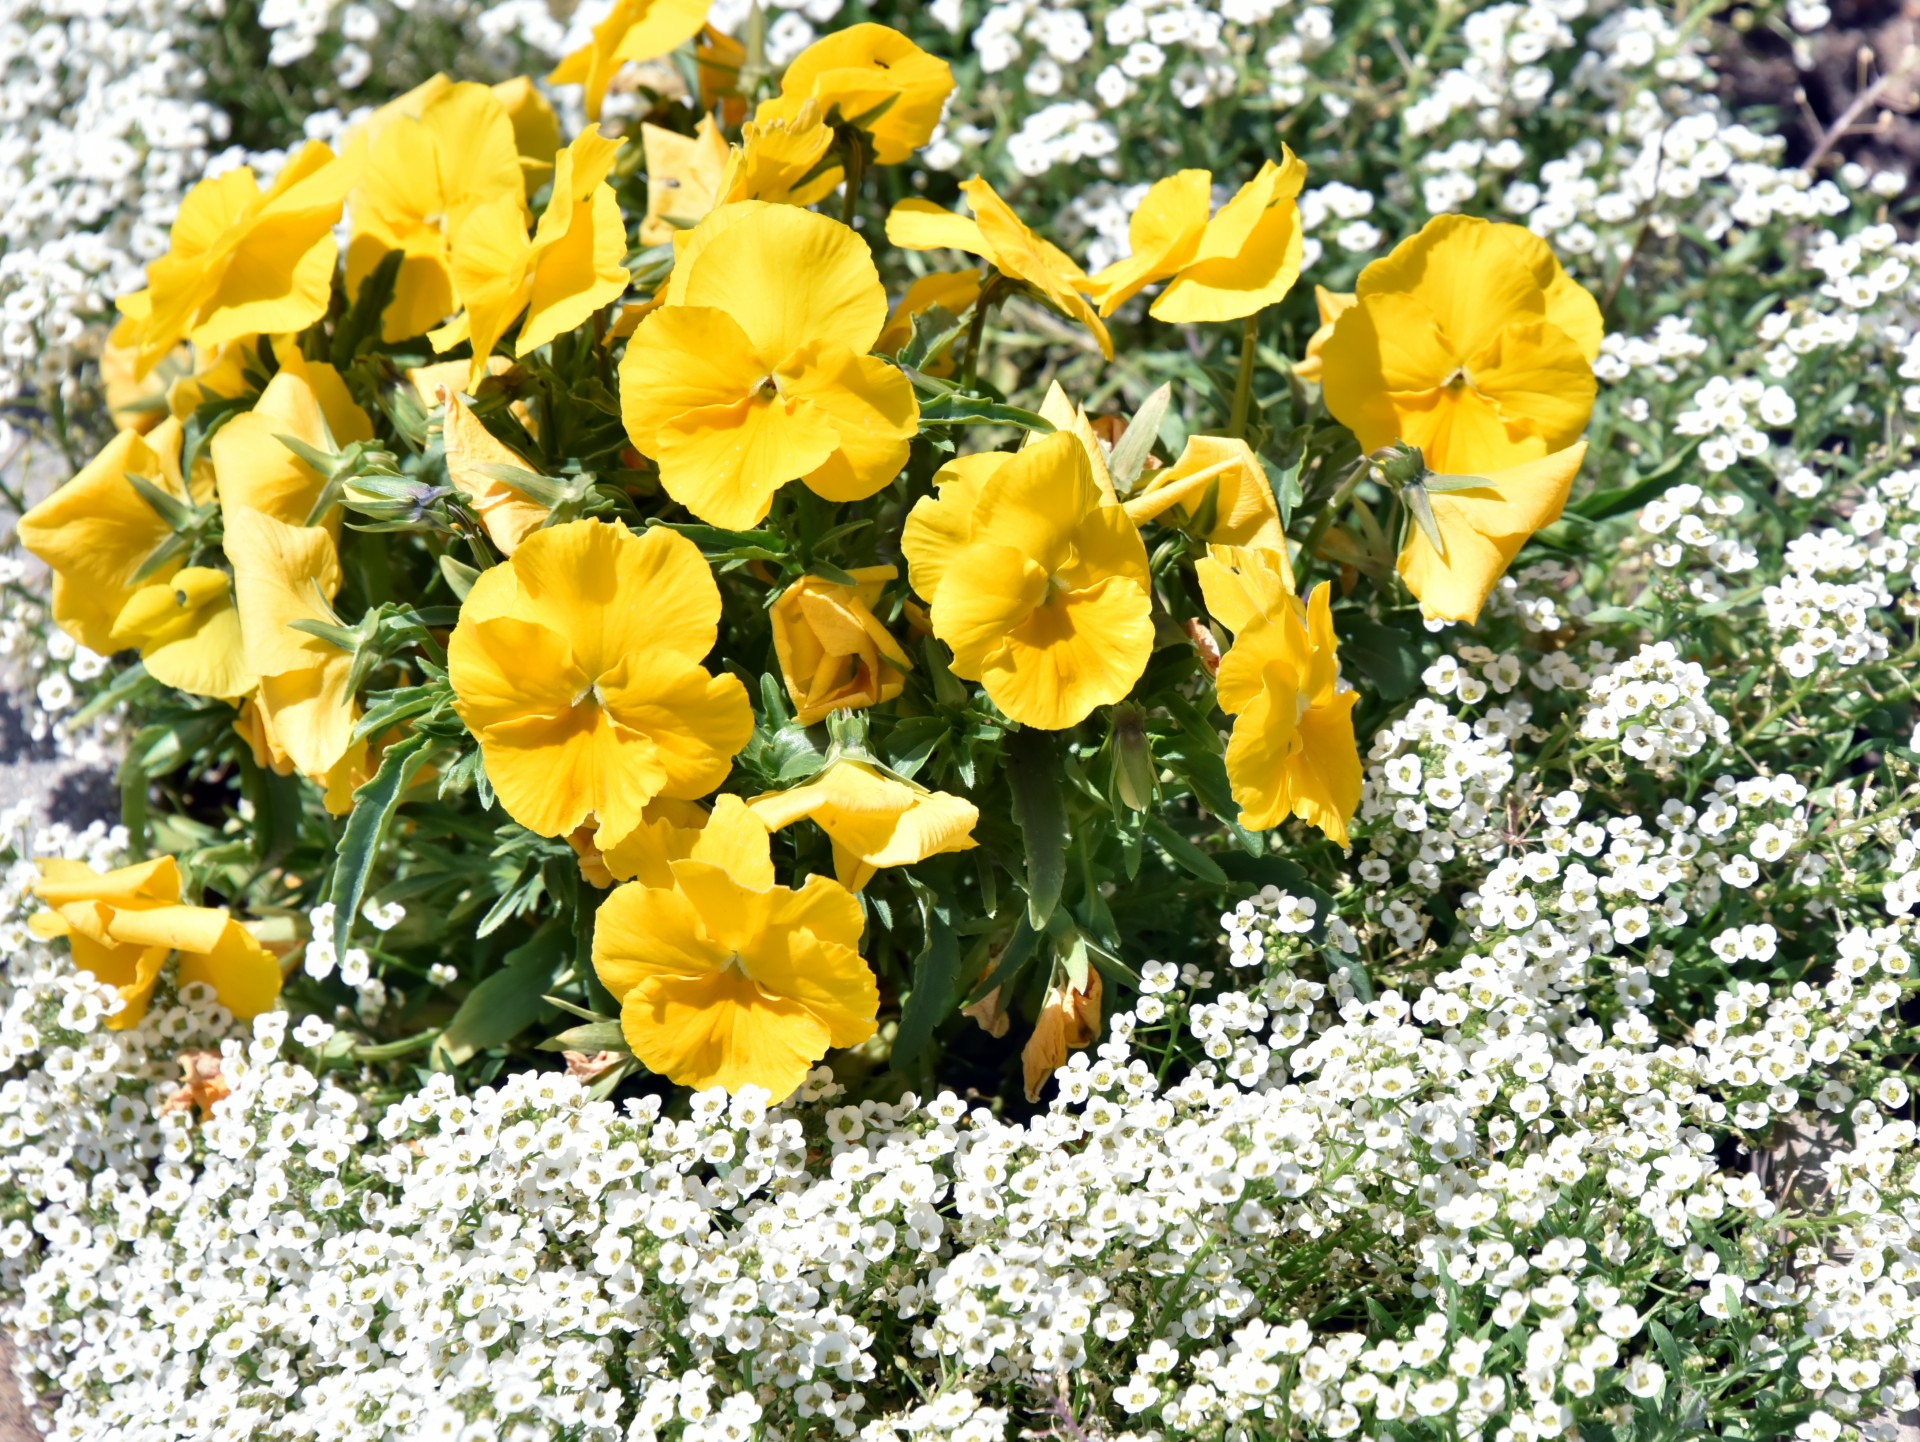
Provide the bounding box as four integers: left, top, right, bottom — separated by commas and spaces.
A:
1762, 466, 1918, 679
1638, 480, 1759, 588
1578, 640, 1729, 769
5, 799, 1920, 1442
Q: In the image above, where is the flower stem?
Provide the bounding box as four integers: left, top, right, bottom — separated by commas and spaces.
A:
1228, 313, 1260, 439
839, 132, 865, 227
962, 273, 1004, 390
1293, 459, 1366, 587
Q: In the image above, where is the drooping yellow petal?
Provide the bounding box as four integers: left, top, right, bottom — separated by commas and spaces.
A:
211, 368, 370, 529
1083, 169, 1211, 315
438, 390, 548, 554
1123, 434, 1283, 548
641, 117, 729, 245
548, 0, 710, 122
885, 198, 989, 257
1196, 544, 1298, 637
875, 269, 983, 372
492, 76, 561, 196
1152, 151, 1307, 323
748, 759, 978, 891
961, 177, 1113, 359
754, 23, 954, 165
1292, 286, 1356, 383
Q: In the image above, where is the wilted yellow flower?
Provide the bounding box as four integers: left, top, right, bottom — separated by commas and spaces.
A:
1205, 569, 1360, 844
112, 142, 353, 378
1396, 442, 1591, 624
18, 419, 250, 700
593, 796, 878, 1100
875, 270, 983, 374
755, 23, 954, 165
769, 567, 912, 725
1022, 967, 1100, 1101
347, 82, 527, 341
748, 759, 978, 891
1083, 153, 1307, 323
210, 364, 372, 529
640, 118, 729, 246
1291, 285, 1355, 384
433, 126, 631, 383
447, 519, 753, 849
618, 202, 918, 528
30, 857, 281, 1030
719, 100, 843, 209
1319, 214, 1602, 473
1123, 434, 1285, 549
888, 179, 1113, 359
222, 508, 366, 804
902, 433, 1152, 730
438, 390, 548, 555
549, 0, 710, 122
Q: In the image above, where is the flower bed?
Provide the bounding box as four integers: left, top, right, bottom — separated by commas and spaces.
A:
2, 2, 1919, 1440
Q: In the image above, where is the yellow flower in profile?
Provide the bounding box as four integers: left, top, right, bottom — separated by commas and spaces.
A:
888, 179, 1113, 359
17, 419, 250, 700
1396, 442, 1591, 624
1319, 213, 1602, 473
618, 202, 918, 528
447, 519, 753, 849
1194, 542, 1295, 637
347, 82, 527, 341
491, 76, 561, 194
640, 118, 729, 246
1123, 434, 1286, 549
549, 0, 711, 122
901, 432, 1153, 730
222, 508, 366, 805
770, 567, 912, 725
1083, 152, 1308, 322
433, 126, 631, 383
1203, 562, 1360, 844
718, 101, 843, 209
756, 23, 954, 165
748, 759, 979, 891
1291, 285, 1355, 383
210, 364, 373, 529
30, 857, 281, 1030
112, 141, 354, 378
438, 390, 548, 555
592, 796, 878, 1100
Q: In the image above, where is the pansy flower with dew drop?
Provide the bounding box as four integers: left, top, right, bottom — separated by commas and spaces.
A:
888, 179, 1113, 359
747, 758, 979, 891
1082, 152, 1308, 323
755, 23, 954, 166
592, 797, 878, 1100
617, 202, 918, 529
770, 568, 913, 726
30, 857, 281, 1031
1199, 548, 1360, 844
18, 418, 249, 701
447, 519, 754, 850
901, 432, 1152, 731
112, 141, 354, 378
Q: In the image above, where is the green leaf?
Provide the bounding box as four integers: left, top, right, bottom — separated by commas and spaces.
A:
1582, 604, 1655, 628
123, 471, 196, 529
892, 885, 962, 1068
1144, 817, 1227, 885
881, 715, 948, 780
1108, 383, 1172, 494
437, 927, 566, 1065
536, 1020, 631, 1054
966, 914, 1040, 1006
916, 392, 1056, 432
438, 553, 479, 600
327, 730, 434, 959
1006, 729, 1068, 929
1569, 442, 1699, 522
1338, 618, 1427, 703
898, 305, 969, 371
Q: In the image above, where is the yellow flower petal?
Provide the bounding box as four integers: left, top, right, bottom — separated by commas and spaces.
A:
1196, 544, 1297, 637
755, 23, 954, 165
548, 0, 709, 122
439, 390, 548, 554
212, 368, 369, 529
109, 568, 253, 700
780, 344, 918, 504
641, 117, 729, 246
770, 571, 912, 725
1123, 434, 1283, 548
1152, 151, 1307, 324
747, 759, 979, 890
1083, 168, 1211, 315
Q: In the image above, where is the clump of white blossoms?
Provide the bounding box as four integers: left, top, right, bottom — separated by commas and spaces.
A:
1578, 642, 1729, 770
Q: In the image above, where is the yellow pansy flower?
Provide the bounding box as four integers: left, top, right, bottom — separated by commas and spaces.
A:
447, 519, 753, 849
438, 390, 548, 555
222, 508, 366, 805
1123, 433, 1286, 549
434, 126, 631, 384
1291, 285, 1355, 384
548, 0, 711, 122
640, 118, 729, 246
30, 857, 281, 1030
769, 567, 912, 725
748, 758, 979, 891
592, 796, 878, 1100
347, 82, 527, 341
1204, 566, 1360, 844
719, 100, 844, 209
209, 364, 373, 529
1395, 442, 1591, 624
18, 419, 250, 699
587, 796, 716, 887
901, 432, 1153, 730
888, 179, 1113, 359
1194, 542, 1296, 637
618, 202, 918, 529
1083, 152, 1308, 323
112, 141, 353, 378
1319, 213, 1602, 473
756, 23, 954, 165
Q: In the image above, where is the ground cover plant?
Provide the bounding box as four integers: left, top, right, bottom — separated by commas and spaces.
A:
1, 0, 1919, 1439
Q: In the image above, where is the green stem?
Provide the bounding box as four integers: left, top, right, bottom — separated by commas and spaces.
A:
1228, 313, 1259, 439
839, 131, 865, 227
1293, 460, 1366, 587
961, 273, 1004, 390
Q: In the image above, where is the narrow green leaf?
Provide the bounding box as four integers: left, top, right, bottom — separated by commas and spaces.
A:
917, 393, 1056, 432
1108, 383, 1172, 494
327, 730, 434, 959
966, 914, 1040, 1006
1144, 817, 1228, 885
1006, 729, 1067, 928
437, 927, 565, 1065
1569, 441, 1699, 522
892, 887, 961, 1069
536, 1020, 631, 1054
